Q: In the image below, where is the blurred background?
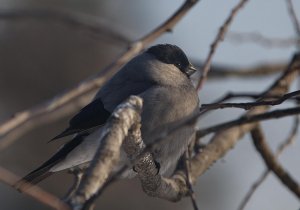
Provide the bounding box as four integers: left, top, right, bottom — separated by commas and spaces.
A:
0, 0, 299, 209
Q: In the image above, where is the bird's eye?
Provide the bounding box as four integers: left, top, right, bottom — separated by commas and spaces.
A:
176, 63, 181, 67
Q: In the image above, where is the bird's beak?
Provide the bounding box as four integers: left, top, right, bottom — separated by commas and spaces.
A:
186, 63, 198, 76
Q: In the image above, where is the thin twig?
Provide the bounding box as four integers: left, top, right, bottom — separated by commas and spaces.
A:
238, 116, 299, 210
286, 0, 300, 37
0, 8, 129, 43
184, 151, 199, 210
196, 0, 250, 90
0, 0, 199, 150
227, 31, 299, 48
0, 166, 69, 210
199, 92, 270, 118
198, 91, 298, 118
251, 126, 300, 198
277, 117, 299, 154
197, 106, 300, 138
205, 63, 286, 79
238, 170, 269, 210
200, 90, 300, 111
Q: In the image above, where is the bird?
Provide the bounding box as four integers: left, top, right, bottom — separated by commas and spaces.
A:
15, 44, 200, 191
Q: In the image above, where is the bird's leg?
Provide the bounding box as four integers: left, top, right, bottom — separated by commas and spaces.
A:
132, 158, 160, 175
64, 167, 85, 200
153, 160, 160, 175
194, 141, 206, 154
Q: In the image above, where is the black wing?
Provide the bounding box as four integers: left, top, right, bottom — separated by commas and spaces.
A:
51, 98, 111, 140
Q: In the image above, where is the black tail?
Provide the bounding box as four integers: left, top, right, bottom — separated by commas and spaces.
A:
14, 163, 55, 192
15, 134, 85, 192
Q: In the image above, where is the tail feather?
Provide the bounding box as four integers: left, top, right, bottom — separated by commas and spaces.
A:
14, 163, 55, 192
15, 134, 86, 192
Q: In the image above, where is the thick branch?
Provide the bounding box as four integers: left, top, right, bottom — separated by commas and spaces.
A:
68, 96, 142, 210
123, 123, 188, 202
0, 0, 199, 150
251, 126, 300, 198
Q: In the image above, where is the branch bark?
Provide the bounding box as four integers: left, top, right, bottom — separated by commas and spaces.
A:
123, 123, 189, 202
251, 125, 300, 198
68, 95, 190, 206
68, 96, 142, 210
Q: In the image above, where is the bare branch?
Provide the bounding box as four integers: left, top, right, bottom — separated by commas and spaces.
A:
205, 63, 286, 79
95, 165, 127, 197
0, 166, 69, 210
186, 53, 300, 184
123, 115, 189, 202
198, 106, 300, 138
0, 8, 129, 43
276, 116, 299, 154
201, 92, 297, 106
184, 151, 199, 210
238, 169, 269, 210
251, 126, 300, 198
198, 92, 285, 118
0, 0, 199, 150
286, 0, 300, 37
227, 31, 299, 48
68, 96, 143, 210
238, 116, 299, 210
200, 90, 300, 111
196, 0, 250, 90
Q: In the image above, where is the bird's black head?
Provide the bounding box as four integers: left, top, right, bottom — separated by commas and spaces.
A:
146, 44, 197, 77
